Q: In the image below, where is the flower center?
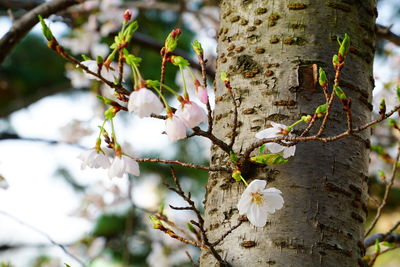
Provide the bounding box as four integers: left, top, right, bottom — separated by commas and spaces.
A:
250, 191, 264, 205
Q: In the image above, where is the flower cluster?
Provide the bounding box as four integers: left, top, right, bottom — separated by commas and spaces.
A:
78, 148, 140, 179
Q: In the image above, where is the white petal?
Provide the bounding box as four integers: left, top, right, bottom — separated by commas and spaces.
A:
262, 191, 284, 213
108, 157, 126, 178
93, 154, 111, 169
266, 143, 285, 154
175, 102, 206, 128
237, 191, 252, 214
270, 122, 287, 130
128, 89, 164, 118
283, 145, 296, 158
165, 116, 187, 141
247, 203, 268, 227
123, 156, 140, 176
255, 128, 280, 139
246, 179, 267, 193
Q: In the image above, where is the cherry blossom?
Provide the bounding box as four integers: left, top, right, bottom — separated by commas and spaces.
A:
175, 101, 206, 128
196, 85, 209, 104
255, 122, 296, 158
165, 115, 187, 141
128, 88, 164, 118
80, 60, 118, 82
108, 155, 140, 178
237, 179, 284, 227
78, 149, 111, 170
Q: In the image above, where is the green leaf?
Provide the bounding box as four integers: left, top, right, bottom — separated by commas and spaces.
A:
81, 54, 91, 61
374, 239, 381, 253
381, 241, 395, 247
187, 223, 196, 233
220, 71, 229, 82
229, 151, 239, 163
396, 87, 400, 99
38, 15, 54, 41
378, 170, 385, 179
259, 144, 266, 154
250, 153, 288, 165
123, 21, 139, 42
149, 216, 163, 229
126, 54, 142, 67
97, 95, 114, 105
371, 145, 385, 155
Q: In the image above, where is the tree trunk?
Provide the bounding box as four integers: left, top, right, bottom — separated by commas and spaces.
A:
201, 1, 376, 266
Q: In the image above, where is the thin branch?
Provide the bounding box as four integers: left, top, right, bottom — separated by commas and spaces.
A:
0, 0, 82, 64
0, 210, 85, 266
211, 220, 243, 246
131, 156, 231, 172
0, 132, 86, 148
0, 0, 45, 10
365, 146, 400, 236
376, 24, 400, 46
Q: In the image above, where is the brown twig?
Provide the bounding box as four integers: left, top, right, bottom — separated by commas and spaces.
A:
243, 104, 400, 159
0, 0, 82, 64
185, 250, 199, 267
365, 146, 400, 236
211, 220, 243, 246
166, 167, 229, 266
129, 156, 231, 172
376, 24, 400, 46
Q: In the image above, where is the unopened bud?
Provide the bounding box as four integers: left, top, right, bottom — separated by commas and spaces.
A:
315, 104, 327, 118
332, 55, 339, 69
232, 170, 242, 182
220, 71, 229, 83
165, 28, 181, 53
318, 67, 328, 88
338, 33, 350, 61
301, 115, 312, 122
123, 9, 132, 21
38, 15, 54, 41
192, 40, 203, 55
379, 99, 386, 116
334, 86, 347, 100
149, 216, 163, 229
170, 56, 189, 67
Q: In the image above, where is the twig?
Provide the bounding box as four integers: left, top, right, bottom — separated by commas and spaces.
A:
376, 24, 400, 46
365, 146, 400, 236
131, 156, 231, 172
242, 104, 400, 159
185, 250, 199, 267
0, 210, 85, 266
166, 167, 228, 266
0, 0, 82, 64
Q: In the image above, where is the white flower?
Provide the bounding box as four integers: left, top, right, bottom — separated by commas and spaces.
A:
0, 175, 9, 190
78, 149, 111, 170
175, 101, 206, 128
128, 88, 164, 118
165, 115, 187, 141
255, 122, 296, 158
108, 155, 140, 178
237, 179, 284, 227
65, 69, 91, 88
80, 60, 117, 82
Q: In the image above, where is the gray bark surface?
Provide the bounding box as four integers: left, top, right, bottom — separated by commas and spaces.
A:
201, 0, 376, 266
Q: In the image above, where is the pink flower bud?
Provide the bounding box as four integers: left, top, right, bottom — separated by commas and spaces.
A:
195, 86, 208, 104
123, 9, 132, 21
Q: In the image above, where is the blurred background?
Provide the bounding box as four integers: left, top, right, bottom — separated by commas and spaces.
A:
0, 0, 399, 266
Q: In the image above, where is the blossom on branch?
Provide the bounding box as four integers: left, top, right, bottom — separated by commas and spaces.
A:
255, 122, 296, 158
175, 101, 206, 128
108, 155, 140, 178
165, 115, 187, 141
78, 149, 111, 170
128, 88, 164, 118
80, 60, 118, 82
237, 179, 284, 227
195, 85, 208, 105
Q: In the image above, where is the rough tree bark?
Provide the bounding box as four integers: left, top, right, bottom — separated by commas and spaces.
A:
202, 1, 376, 266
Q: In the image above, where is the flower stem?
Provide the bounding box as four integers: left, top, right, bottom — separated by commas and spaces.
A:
180, 66, 189, 100
241, 176, 249, 187
289, 118, 304, 129
151, 85, 172, 114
